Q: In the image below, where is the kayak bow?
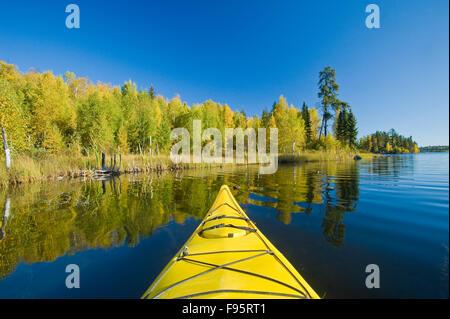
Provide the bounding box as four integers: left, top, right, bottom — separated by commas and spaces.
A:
142, 185, 319, 299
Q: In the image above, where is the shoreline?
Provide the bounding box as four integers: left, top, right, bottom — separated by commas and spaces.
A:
0, 151, 376, 186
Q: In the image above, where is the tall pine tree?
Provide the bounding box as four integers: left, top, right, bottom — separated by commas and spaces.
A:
301, 102, 312, 144
346, 109, 358, 147
336, 108, 347, 142
149, 85, 155, 100
318, 66, 339, 139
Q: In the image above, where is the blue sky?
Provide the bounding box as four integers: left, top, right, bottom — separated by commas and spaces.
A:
0, 0, 448, 146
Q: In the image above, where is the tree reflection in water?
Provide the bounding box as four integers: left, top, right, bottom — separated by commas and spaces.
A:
0, 161, 362, 279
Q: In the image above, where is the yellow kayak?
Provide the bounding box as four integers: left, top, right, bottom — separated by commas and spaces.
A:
142, 185, 319, 299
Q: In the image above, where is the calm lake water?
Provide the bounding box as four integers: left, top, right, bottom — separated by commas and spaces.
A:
0, 153, 448, 298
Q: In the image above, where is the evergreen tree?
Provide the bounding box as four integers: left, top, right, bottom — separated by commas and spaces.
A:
335, 108, 347, 142
149, 85, 155, 100
346, 109, 358, 147
318, 66, 339, 139
301, 102, 312, 144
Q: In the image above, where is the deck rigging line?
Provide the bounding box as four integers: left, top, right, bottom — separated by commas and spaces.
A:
201, 214, 249, 225
175, 289, 307, 299
148, 251, 271, 299
198, 223, 256, 236
148, 250, 310, 299
179, 256, 308, 298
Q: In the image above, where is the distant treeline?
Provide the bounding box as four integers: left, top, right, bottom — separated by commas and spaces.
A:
419, 145, 449, 152
0, 61, 361, 158
359, 129, 419, 154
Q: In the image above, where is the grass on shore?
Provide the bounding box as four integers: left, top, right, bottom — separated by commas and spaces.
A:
0, 150, 376, 186
279, 150, 375, 163
0, 153, 240, 186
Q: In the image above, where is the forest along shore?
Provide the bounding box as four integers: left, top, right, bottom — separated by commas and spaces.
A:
0, 151, 374, 186
1, 62, 411, 186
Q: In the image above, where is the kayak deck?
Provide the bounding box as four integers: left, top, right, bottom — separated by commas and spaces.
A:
142, 185, 319, 299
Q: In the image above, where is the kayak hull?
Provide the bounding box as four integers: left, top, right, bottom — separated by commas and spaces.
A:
142, 185, 319, 299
